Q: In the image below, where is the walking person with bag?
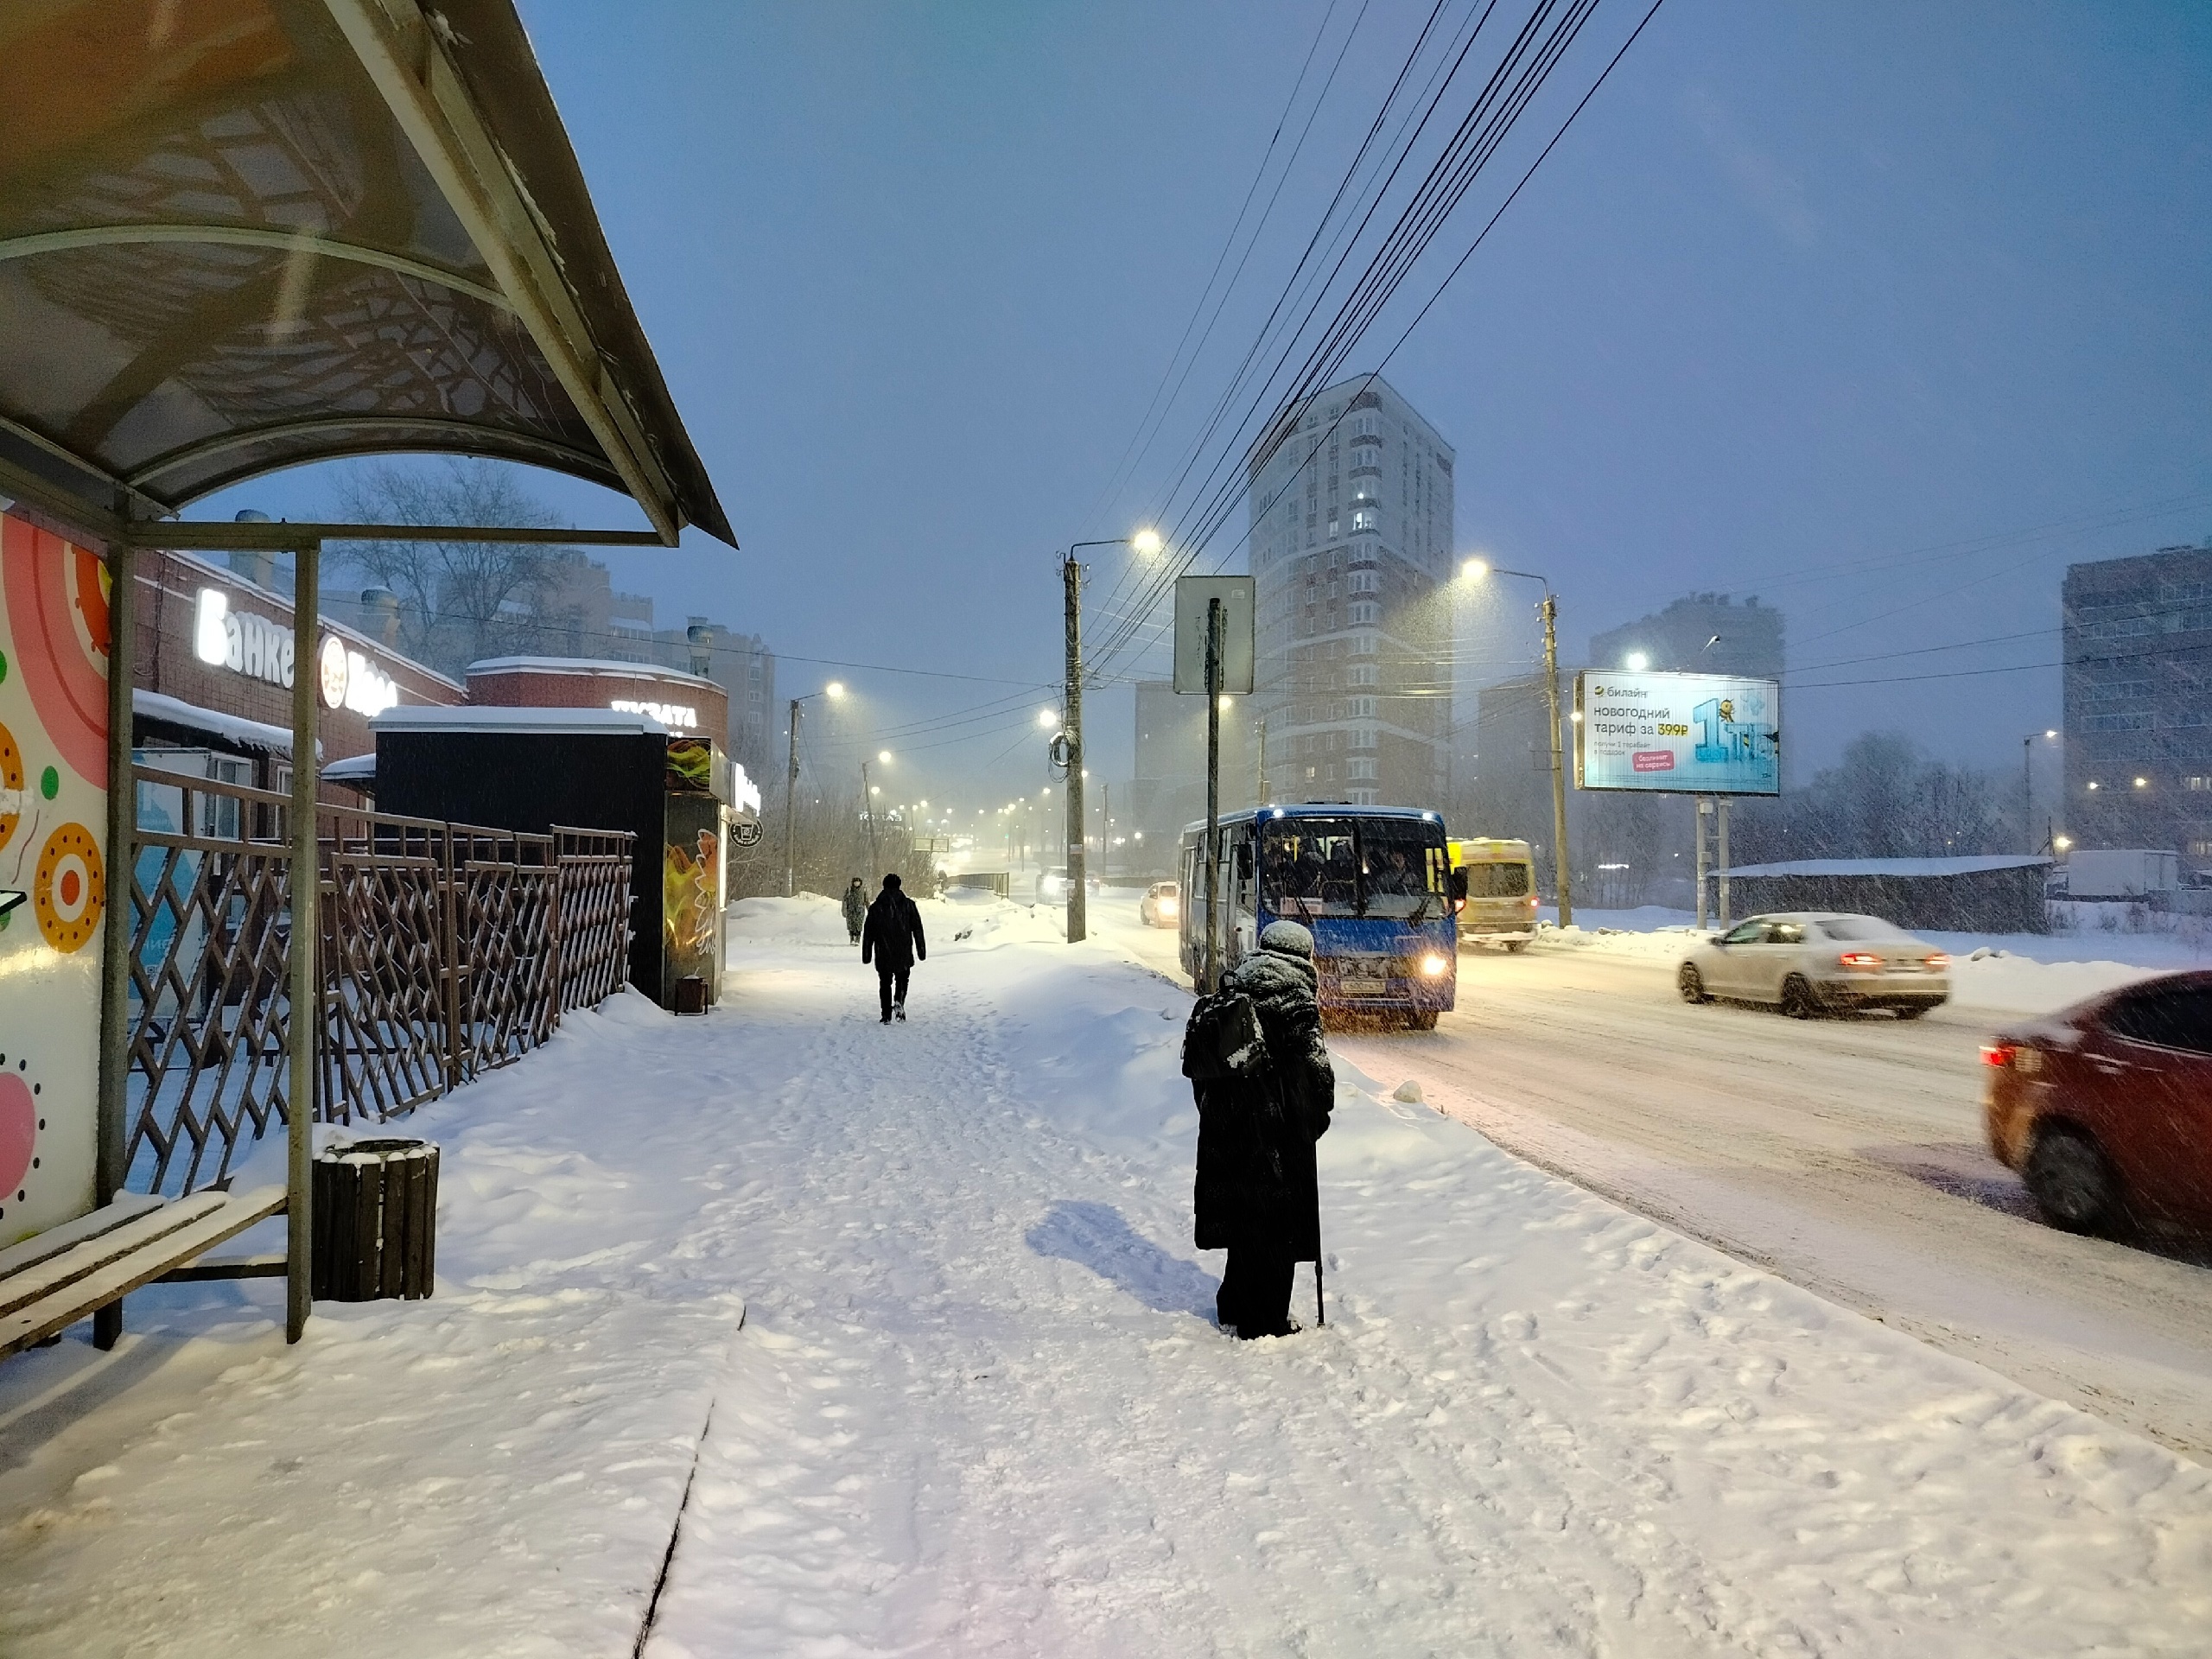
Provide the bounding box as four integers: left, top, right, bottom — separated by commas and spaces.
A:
861, 871, 927, 1024
842, 875, 868, 944
1182, 919, 1334, 1338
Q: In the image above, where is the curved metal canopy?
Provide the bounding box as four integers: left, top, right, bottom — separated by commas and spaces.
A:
0, 0, 732, 547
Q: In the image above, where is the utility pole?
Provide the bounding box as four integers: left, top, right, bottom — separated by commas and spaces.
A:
1204, 597, 1224, 993
784, 698, 801, 897
1255, 713, 1267, 802
1539, 591, 1573, 927
860, 760, 880, 882
1063, 551, 1088, 942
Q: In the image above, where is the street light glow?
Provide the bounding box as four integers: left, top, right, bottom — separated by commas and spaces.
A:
825, 682, 845, 698
1625, 652, 1649, 672
878, 749, 892, 764
1038, 708, 1058, 728
1132, 528, 1163, 556
1462, 556, 1489, 580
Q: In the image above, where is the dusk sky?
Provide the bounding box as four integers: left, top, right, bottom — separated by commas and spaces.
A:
202, 0, 2212, 812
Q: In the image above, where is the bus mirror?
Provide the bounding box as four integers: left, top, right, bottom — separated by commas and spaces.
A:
1449, 868, 1468, 902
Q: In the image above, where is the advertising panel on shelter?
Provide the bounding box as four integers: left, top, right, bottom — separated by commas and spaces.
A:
1574, 669, 1780, 796
0, 511, 110, 1245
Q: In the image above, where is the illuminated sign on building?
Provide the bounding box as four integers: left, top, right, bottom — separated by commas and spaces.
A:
194, 588, 292, 686
610, 697, 699, 730
194, 588, 399, 715
317, 633, 400, 717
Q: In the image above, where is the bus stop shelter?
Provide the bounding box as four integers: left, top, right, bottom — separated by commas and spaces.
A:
0, 0, 731, 1355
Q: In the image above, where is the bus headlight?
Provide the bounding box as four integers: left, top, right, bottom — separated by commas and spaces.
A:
1420, 953, 1450, 978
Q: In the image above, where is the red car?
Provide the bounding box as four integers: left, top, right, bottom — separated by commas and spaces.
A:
1984, 970, 2212, 1234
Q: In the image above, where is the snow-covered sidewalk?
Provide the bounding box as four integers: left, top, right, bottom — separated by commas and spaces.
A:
3, 895, 2207, 1655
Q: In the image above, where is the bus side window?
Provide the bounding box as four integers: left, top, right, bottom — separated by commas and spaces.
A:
1234, 836, 1256, 918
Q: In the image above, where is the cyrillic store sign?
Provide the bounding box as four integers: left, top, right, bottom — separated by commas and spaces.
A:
610, 696, 699, 729
194, 588, 399, 717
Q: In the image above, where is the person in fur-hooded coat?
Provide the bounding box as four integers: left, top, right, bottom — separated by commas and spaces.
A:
1185, 919, 1334, 1336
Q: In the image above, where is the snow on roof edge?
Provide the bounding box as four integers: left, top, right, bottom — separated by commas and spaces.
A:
464, 655, 722, 692
1727, 855, 2052, 880
373, 705, 670, 736
134, 689, 323, 759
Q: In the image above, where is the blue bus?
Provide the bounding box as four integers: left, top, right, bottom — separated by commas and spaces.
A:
1179, 804, 1460, 1027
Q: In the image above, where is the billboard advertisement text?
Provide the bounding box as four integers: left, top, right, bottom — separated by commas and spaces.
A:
1575, 670, 1779, 796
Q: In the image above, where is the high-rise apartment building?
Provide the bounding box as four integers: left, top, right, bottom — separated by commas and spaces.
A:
1249, 374, 1453, 807
2063, 542, 2212, 868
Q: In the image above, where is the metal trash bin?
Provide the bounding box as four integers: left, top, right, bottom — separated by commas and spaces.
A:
312, 1138, 438, 1301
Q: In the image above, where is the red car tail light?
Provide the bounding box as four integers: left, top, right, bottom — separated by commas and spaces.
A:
1839, 951, 1881, 969
1981, 1043, 2018, 1068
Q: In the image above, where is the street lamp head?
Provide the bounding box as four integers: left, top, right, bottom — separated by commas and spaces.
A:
2045, 729, 2059, 740
1624, 652, 1649, 672
824, 682, 845, 699
1462, 556, 1489, 580
1038, 708, 1058, 728
1132, 528, 1163, 556
2055, 835, 2074, 850
878, 749, 892, 764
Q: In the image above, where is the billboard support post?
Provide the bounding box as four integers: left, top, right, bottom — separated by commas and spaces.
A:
1204, 598, 1224, 994
1696, 798, 1711, 931
1718, 798, 1731, 927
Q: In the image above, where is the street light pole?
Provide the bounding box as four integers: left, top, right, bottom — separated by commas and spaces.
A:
1058, 531, 1160, 944
1539, 591, 1573, 928
2023, 729, 2058, 854
1466, 561, 1573, 927
1064, 550, 1088, 943
782, 683, 845, 897
784, 698, 801, 898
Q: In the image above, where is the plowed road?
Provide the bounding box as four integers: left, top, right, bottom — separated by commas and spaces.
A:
1093, 900, 2212, 1462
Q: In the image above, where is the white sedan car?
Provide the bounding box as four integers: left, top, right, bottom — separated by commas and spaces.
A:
1676, 912, 1951, 1019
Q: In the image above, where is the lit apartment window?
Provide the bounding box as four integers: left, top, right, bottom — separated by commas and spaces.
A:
2193, 840, 2212, 858
2188, 777, 2212, 791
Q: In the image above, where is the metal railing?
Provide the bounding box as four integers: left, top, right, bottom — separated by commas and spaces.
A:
122, 768, 635, 1195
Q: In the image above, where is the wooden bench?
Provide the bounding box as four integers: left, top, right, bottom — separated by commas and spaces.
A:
0, 1185, 289, 1361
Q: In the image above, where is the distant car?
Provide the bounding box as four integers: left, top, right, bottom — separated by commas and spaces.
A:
1140, 880, 1179, 928
1036, 868, 1102, 905
1984, 970, 2212, 1234
1676, 912, 1950, 1018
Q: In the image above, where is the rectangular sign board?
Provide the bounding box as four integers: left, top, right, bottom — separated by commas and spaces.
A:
1575, 669, 1780, 796
1171, 575, 1255, 696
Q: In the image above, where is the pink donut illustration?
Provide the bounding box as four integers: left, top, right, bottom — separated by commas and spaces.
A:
1, 514, 111, 788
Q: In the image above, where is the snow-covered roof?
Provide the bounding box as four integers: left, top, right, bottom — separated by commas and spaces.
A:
464, 655, 721, 692
134, 689, 322, 759
322, 753, 376, 786
1727, 855, 2052, 880
373, 705, 669, 736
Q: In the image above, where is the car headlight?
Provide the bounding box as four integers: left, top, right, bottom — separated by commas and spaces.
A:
1421, 953, 1450, 977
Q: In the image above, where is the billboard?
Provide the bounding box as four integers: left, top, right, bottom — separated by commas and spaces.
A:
1575, 670, 1779, 796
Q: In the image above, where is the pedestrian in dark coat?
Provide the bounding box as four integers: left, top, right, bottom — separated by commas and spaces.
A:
1183, 919, 1334, 1337
861, 872, 927, 1023
842, 876, 868, 944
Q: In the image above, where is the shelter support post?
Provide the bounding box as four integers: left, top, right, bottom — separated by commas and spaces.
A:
1204, 598, 1224, 994
287, 540, 320, 1344
92, 539, 138, 1351
1540, 593, 1573, 929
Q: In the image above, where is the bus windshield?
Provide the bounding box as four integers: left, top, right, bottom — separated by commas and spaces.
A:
1261, 817, 1450, 921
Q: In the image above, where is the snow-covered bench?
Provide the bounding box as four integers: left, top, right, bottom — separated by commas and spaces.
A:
0, 1185, 289, 1360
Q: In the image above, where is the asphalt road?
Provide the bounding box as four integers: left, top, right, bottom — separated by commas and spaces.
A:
1089, 897, 2212, 1463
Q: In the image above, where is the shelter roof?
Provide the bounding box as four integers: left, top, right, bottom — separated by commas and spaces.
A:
0, 0, 729, 546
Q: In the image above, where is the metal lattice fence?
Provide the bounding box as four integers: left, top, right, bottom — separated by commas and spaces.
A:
122, 768, 636, 1194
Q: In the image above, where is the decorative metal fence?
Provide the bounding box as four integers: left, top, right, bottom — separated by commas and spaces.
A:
122, 769, 636, 1196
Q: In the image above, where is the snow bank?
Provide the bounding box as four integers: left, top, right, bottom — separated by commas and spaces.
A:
4, 932, 2206, 1655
